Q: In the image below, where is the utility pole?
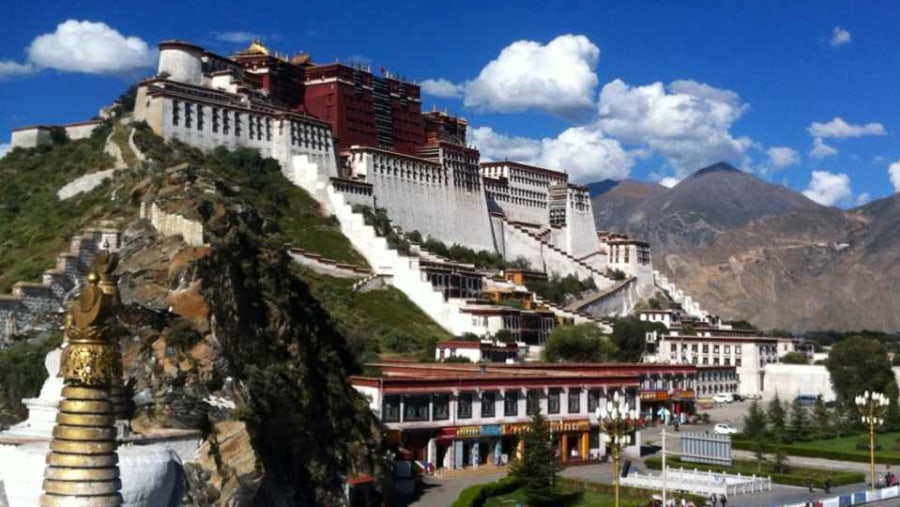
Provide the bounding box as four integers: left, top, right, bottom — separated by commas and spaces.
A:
662, 426, 668, 507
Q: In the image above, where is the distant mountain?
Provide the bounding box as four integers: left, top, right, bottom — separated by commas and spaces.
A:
593, 163, 900, 332
589, 179, 667, 230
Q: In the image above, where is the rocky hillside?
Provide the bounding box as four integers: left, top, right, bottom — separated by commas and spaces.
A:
591, 163, 900, 332
0, 119, 466, 504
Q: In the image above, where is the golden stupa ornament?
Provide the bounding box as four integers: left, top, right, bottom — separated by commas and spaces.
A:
41, 250, 123, 507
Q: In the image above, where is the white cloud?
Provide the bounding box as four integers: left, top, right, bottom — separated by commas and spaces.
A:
889, 160, 900, 193
0, 143, 10, 159
808, 117, 885, 139
809, 137, 838, 159
27, 19, 156, 74
855, 192, 871, 206
830, 26, 852, 47
463, 34, 600, 118
659, 177, 680, 188
766, 146, 799, 169
25, 20, 156, 75
419, 78, 462, 99
802, 170, 852, 206
0, 60, 35, 79
596, 78, 751, 177
471, 125, 633, 182
213, 31, 260, 43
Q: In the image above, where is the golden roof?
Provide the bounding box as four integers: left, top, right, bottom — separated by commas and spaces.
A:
245, 39, 269, 55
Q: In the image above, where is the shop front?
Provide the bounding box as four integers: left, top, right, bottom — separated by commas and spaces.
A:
436, 424, 507, 470
502, 419, 594, 463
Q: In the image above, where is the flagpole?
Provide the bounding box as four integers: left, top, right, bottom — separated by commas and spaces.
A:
662, 426, 667, 507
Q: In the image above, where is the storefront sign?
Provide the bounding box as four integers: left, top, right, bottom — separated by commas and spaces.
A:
481, 424, 501, 437
640, 390, 668, 401
456, 426, 480, 437
438, 427, 458, 438
502, 420, 590, 435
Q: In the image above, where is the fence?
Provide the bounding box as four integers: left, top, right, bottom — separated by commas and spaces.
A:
620, 466, 771, 497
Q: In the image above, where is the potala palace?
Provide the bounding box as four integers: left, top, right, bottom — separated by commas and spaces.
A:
7, 40, 733, 360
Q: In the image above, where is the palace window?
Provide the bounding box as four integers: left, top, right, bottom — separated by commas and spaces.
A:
223, 111, 230, 135
249, 115, 255, 139
212, 108, 220, 134
184, 103, 192, 129
382, 395, 400, 423
196, 105, 204, 131
458, 392, 473, 419
172, 100, 180, 126
724, 345, 731, 354
526, 390, 540, 416
234, 113, 241, 137
588, 390, 601, 413
702, 345, 709, 353
735, 346, 742, 355
432, 394, 449, 421
266, 119, 272, 141
568, 388, 581, 414
402, 395, 429, 422
547, 389, 561, 414
481, 391, 496, 418
504, 391, 519, 417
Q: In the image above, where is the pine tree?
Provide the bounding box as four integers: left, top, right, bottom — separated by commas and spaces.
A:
510, 408, 561, 507
742, 401, 768, 471
768, 394, 788, 443
812, 395, 831, 439
788, 401, 812, 443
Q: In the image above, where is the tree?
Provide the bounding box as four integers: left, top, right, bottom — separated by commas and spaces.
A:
742, 401, 768, 471
509, 408, 561, 506
826, 336, 898, 409
767, 394, 788, 443
812, 395, 831, 439
772, 447, 790, 474
787, 401, 812, 443
542, 324, 616, 362
780, 352, 809, 364
495, 329, 516, 343
610, 317, 667, 362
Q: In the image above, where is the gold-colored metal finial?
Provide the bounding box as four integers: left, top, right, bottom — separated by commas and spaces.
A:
43, 246, 124, 507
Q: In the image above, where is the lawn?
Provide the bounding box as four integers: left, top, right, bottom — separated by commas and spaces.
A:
483, 488, 650, 507
734, 432, 900, 465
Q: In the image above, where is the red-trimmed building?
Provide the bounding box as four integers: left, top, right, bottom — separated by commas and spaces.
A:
304, 63, 424, 154
351, 362, 696, 472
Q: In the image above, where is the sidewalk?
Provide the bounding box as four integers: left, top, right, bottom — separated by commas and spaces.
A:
732, 449, 874, 474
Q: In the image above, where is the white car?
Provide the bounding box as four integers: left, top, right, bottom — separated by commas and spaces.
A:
712, 393, 734, 403
713, 423, 739, 435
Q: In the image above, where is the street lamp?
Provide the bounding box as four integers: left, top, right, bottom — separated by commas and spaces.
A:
855, 390, 889, 489
596, 391, 638, 507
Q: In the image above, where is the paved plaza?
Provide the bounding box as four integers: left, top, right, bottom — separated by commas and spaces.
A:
403, 400, 881, 507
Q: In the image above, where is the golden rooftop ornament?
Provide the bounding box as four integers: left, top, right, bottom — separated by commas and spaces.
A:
41, 250, 123, 507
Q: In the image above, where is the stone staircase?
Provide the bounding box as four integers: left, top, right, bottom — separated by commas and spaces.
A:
0, 229, 121, 342
503, 219, 617, 289
653, 270, 707, 318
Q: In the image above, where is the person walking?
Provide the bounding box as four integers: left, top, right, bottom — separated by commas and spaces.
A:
824, 477, 832, 494
708, 493, 717, 507
719, 494, 727, 507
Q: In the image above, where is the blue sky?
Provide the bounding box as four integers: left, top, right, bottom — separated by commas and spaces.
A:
1, 0, 898, 208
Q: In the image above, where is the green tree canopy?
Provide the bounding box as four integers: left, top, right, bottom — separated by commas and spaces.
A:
825, 336, 898, 409
812, 395, 831, 439
767, 394, 788, 443
742, 400, 768, 469
509, 408, 561, 506
542, 324, 616, 362
780, 351, 809, 364
787, 400, 812, 442
611, 317, 667, 362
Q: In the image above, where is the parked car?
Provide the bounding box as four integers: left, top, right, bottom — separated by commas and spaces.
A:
731, 394, 744, 402
712, 393, 734, 404
713, 423, 739, 435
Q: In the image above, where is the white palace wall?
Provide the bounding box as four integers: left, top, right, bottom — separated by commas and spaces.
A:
350, 150, 495, 252
135, 82, 338, 181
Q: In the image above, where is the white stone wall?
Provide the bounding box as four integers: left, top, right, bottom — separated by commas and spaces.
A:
565, 187, 600, 259
10, 128, 50, 149
434, 345, 483, 362
136, 84, 338, 182
64, 122, 101, 141
57, 168, 118, 201
654, 271, 707, 318
349, 149, 495, 252
575, 278, 639, 318
158, 47, 203, 85
140, 202, 204, 246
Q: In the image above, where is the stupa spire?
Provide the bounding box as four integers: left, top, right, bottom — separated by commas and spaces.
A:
41, 250, 123, 507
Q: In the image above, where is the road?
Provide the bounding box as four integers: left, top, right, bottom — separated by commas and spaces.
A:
403, 401, 885, 507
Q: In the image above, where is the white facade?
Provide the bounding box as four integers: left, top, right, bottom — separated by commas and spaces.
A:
10, 120, 104, 149
647, 335, 781, 397
347, 147, 495, 252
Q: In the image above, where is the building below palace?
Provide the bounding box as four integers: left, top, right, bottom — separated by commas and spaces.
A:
351, 362, 696, 471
